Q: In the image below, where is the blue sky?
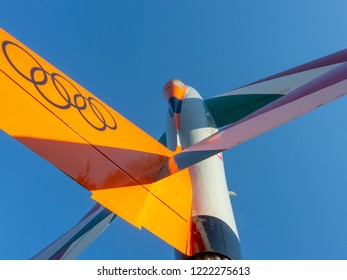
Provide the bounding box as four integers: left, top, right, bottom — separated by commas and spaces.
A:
1, 0, 347, 260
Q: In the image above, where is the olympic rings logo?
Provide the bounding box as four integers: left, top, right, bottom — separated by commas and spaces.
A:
1, 40, 117, 131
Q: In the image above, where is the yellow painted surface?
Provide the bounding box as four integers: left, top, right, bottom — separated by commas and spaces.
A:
0, 29, 176, 184
0, 28, 193, 255
0, 29, 170, 155
92, 168, 192, 255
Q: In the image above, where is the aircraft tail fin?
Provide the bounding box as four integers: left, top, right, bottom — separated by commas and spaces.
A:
0, 28, 192, 255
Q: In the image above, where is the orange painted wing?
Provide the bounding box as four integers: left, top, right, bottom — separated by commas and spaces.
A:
0, 29, 192, 255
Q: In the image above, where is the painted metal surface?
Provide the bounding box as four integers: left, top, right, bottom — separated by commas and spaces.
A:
160, 51, 347, 176
2, 27, 347, 259
0, 29, 173, 185
164, 82, 240, 259
0, 28, 192, 256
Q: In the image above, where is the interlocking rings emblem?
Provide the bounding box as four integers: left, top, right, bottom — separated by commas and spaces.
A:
2, 40, 117, 131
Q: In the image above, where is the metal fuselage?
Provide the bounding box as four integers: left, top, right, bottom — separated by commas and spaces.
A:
164, 80, 241, 260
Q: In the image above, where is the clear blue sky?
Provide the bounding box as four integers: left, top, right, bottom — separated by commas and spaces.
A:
1, 0, 347, 260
